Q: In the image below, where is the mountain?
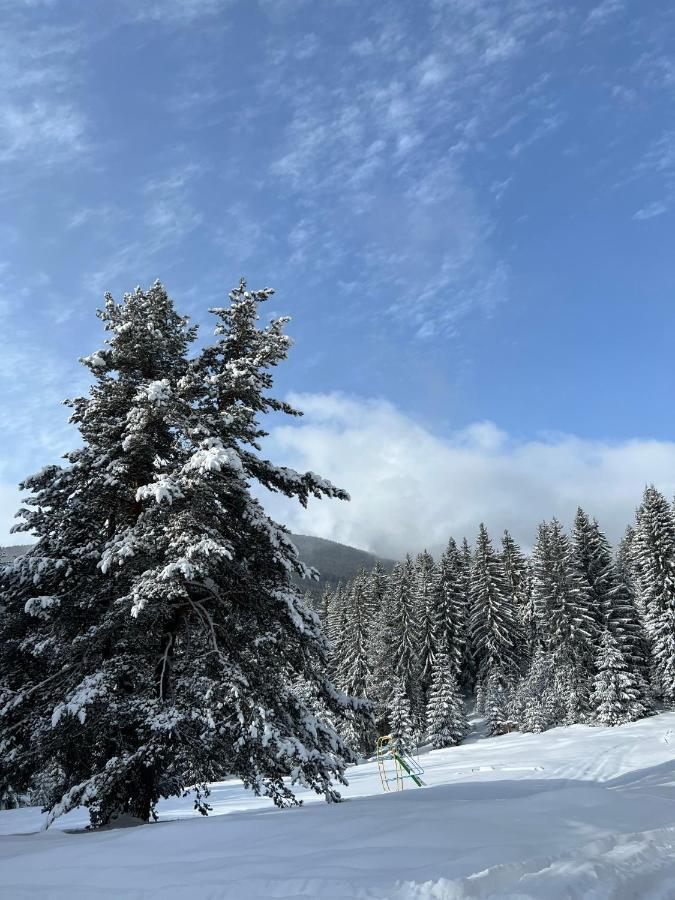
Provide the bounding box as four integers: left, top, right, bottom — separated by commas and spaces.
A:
290, 534, 396, 595
0, 536, 395, 593
0, 545, 32, 565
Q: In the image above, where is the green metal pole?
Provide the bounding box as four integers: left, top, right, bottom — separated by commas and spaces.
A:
393, 751, 424, 787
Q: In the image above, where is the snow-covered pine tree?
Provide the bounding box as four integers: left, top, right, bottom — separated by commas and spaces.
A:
435, 538, 468, 685
0, 280, 363, 827
388, 676, 415, 746
531, 519, 595, 720
617, 525, 643, 613
319, 584, 334, 631
390, 555, 424, 727
633, 486, 675, 700
336, 572, 372, 696
368, 565, 399, 735
335, 571, 375, 755
366, 561, 388, 625
501, 530, 533, 666
470, 524, 522, 727
414, 550, 438, 704
325, 582, 347, 678
426, 649, 468, 748
459, 537, 476, 691
614, 529, 652, 675
590, 630, 652, 726
482, 668, 516, 735
509, 647, 558, 733
574, 510, 649, 683
571, 508, 610, 646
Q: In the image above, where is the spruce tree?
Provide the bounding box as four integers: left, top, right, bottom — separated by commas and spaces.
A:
0, 280, 361, 827
368, 567, 398, 734
459, 537, 476, 691
571, 508, 609, 645
426, 650, 468, 748
590, 631, 652, 726
336, 572, 375, 755
531, 518, 595, 719
573, 509, 648, 679
470, 524, 522, 709
510, 647, 558, 733
366, 561, 388, 625
388, 676, 415, 746
414, 550, 438, 702
633, 486, 675, 700
435, 538, 468, 685
501, 530, 533, 666
390, 555, 424, 727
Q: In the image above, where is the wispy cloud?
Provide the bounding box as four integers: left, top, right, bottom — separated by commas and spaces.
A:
129, 0, 235, 25
633, 200, 668, 220
0, 16, 89, 170
86, 163, 207, 294
583, 0, 624, 34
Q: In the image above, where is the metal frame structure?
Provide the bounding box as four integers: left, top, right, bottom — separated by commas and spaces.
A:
375, 734, 425, 792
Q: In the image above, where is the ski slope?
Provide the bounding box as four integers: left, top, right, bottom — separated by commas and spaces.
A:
3, 712, 675, 898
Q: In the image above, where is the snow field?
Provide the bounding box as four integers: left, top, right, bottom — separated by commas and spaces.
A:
3, 712, 675, 898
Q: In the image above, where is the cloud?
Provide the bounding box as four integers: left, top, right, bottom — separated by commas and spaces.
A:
0, 16, 89, 171
584, 0, 624, 33
261, 0, 575, 339
85, 163, 206, 294
633, 200, 668, 221
262, 393, 675, 559
130, 0, 234, 25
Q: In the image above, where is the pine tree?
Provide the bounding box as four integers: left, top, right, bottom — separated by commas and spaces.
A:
0, 280, 361, 827
426, 650, 468, 748
336, 572, 375, 755
483, 668, 515, 735
633, 486, 675, 700
571, 508, 609, 645
590, 631, 652, 726
390, 555, 424, 727
366, 561, 388, 625
325, 582, 347, 678
470, 524, 522, 704
618, 525, 643, 613
510, 647, 558, 733
414, 550, 438, 702
388, 676, 415, 746
501, 530, 533, 666
435, 538, 468, 685
573, 509, 648, 679
459, 538, 476, 690
531, 518, 596, 719
368, 564, 400, 735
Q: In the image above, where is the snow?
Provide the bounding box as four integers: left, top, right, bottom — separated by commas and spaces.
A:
140, 379, 172, 406
3, 712, 675, 898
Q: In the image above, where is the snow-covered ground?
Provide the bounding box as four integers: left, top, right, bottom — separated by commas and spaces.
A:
3, 713, 675, 898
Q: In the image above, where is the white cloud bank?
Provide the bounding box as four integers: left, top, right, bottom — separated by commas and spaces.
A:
263, 393, 675, 559
3, 393, 674, 559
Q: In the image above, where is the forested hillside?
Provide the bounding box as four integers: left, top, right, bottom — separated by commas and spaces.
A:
322, 496, 669, 756
0, 536, 391, 594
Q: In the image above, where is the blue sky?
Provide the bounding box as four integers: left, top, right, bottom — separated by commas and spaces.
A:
2, 0, 675, 554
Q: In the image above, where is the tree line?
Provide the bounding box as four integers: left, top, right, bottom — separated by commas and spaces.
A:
320, 494, 674, 755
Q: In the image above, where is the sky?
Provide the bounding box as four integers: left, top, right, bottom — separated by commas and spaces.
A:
1, 0, 675, 557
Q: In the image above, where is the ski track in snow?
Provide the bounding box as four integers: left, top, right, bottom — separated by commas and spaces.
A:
3, 713, 675, 898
